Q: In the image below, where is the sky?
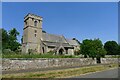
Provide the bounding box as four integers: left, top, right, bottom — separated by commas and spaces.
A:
2, 2, 118, 44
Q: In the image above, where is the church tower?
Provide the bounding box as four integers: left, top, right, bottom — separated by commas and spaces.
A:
22, 13, 43, 53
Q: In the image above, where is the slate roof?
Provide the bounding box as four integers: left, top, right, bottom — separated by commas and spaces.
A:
42, 32, 67, 43
43, 41, 72, 47
66, 39, 80, 46
42, 32, 80, 47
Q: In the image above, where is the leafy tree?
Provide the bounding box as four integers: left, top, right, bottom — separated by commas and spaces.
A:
117, 45, 120, 55
104, 41, 118, 55
80, 39, 92, 58
2, 28, 9, 50
2, 28, 21, 52
9, 28, 19, 40
89, 39, 106, 60
95, 47, 107, 63
81, 39, 107, 63
8, 28, 21, 51
88, 39, 101, 59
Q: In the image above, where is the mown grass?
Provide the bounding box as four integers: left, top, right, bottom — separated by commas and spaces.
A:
2, 52, 80, 58
105, 55, 120, 58
2, 64, 118, 78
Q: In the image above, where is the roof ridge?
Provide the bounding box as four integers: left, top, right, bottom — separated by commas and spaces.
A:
62, 36, 69, 44
43, 32, 62, 37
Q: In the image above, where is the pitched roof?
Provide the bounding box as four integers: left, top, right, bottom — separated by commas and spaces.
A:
66, 39, 80, 46
43, 41, 72, 47
42, 32, 80, 47
42, 32, 68, 43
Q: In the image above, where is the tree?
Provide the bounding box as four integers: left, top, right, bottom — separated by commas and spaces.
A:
2, 28, 21, 52
9, 28, 19, 40
80, 39, 107, 63
8, 28, 21, 51
80, 39, 92, 58
88, 39, 106, 60
104, 41, 118, 55
2, 28, 9, 50
117, 45, 120, 55
95, 47, 107, 63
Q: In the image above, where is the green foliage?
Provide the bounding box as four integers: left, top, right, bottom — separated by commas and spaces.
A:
2, 52, 78, 58
80, 39, 106, 60
80, 39, 92, 58
104, 41, 118, 55
2, 28, 21, 52
8, 28, 21, 51
2, 28, 9, 50
3, 49, 16, 54
9, 28, 19, 40
117, 45, 120, 55
96, 48, 107, 58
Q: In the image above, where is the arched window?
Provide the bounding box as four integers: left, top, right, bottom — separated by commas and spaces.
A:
34, 21, 37, 26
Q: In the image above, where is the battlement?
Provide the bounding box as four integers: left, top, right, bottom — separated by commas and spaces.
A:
24, 13, 43, 21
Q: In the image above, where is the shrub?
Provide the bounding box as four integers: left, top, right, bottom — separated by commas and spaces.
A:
15, 49, 22, 54
3, 49, 15, 54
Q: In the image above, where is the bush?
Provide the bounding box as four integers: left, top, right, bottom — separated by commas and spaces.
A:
3, 49, 15, 54
15, 49, 22, 54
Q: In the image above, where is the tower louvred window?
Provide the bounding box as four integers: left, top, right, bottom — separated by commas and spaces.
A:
35, 30, 37, 33
35, 34, 37, 37
34, 21, 37, 26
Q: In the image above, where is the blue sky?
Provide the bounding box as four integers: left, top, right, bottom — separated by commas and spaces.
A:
2, 2, 118, 44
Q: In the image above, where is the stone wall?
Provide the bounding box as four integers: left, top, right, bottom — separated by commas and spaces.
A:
101, 58, 118, 64
2, 58, 118, 71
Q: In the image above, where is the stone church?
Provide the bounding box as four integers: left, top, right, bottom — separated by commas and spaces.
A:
22, 13, 80, 55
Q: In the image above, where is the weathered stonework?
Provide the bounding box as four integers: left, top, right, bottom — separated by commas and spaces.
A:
101, 58, 118, 64
22, 13, 80, 55
2, 58, 118, 71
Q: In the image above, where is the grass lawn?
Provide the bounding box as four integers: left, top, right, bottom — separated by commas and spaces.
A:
2, 64, 118, 78
2, 52, 80, 58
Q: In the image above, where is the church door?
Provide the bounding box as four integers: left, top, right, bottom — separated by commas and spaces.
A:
42, 47, 44, 53
59, 48, 64, 55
